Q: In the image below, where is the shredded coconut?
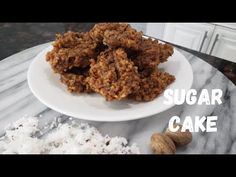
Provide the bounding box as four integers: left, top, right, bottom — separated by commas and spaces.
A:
0, 116, 140, 154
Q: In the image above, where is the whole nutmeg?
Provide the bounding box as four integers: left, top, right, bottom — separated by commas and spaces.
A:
165, 124, 192, 146
151, 133, 176, 154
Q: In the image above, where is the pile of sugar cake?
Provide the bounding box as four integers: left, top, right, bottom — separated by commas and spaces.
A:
0, 116, 140, 154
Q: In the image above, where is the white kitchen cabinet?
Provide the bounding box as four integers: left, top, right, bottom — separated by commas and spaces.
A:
141, 23, 236, 63
206, 26, 236, 63
162, 23, 215, 52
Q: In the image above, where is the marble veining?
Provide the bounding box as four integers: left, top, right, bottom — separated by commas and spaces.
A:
0, 43, 236, 154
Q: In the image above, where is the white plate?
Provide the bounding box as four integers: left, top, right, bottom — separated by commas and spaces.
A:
27, 45, 193, 122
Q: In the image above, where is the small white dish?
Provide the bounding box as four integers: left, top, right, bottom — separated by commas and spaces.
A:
27, 45, 193, 122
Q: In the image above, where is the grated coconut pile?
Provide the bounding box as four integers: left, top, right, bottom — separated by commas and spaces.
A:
0, 116, 140, 154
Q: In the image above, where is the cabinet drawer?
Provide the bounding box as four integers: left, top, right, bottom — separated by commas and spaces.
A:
207, 26, 236, 63
163, 23, 214, 52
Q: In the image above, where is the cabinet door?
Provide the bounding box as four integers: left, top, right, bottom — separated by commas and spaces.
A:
163, 23, 215, 52
206, 26, 236, 63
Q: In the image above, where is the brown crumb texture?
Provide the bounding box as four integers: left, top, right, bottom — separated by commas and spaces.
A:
103, 29, 142, 50
86, 48, 140, 101
89, 23, 143, 50
159, 43, 174, 63
129, 70, 175, 102
46, 31, 98, 74
89, 23, 130, 42
46, 23, 176, 102
132, 38, 161, 72
60, 72, 93, 93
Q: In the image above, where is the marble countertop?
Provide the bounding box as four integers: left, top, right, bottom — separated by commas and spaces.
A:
0, 42, 236, 154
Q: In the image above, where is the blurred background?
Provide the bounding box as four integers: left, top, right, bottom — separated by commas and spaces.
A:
144, 23, 236, 63
0, 23, 236, 63
0, 23, 95, 60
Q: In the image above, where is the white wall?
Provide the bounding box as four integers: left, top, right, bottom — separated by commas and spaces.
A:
129, 23, 166, 39
145, 23, 166, 39
129, 23, 147, 34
